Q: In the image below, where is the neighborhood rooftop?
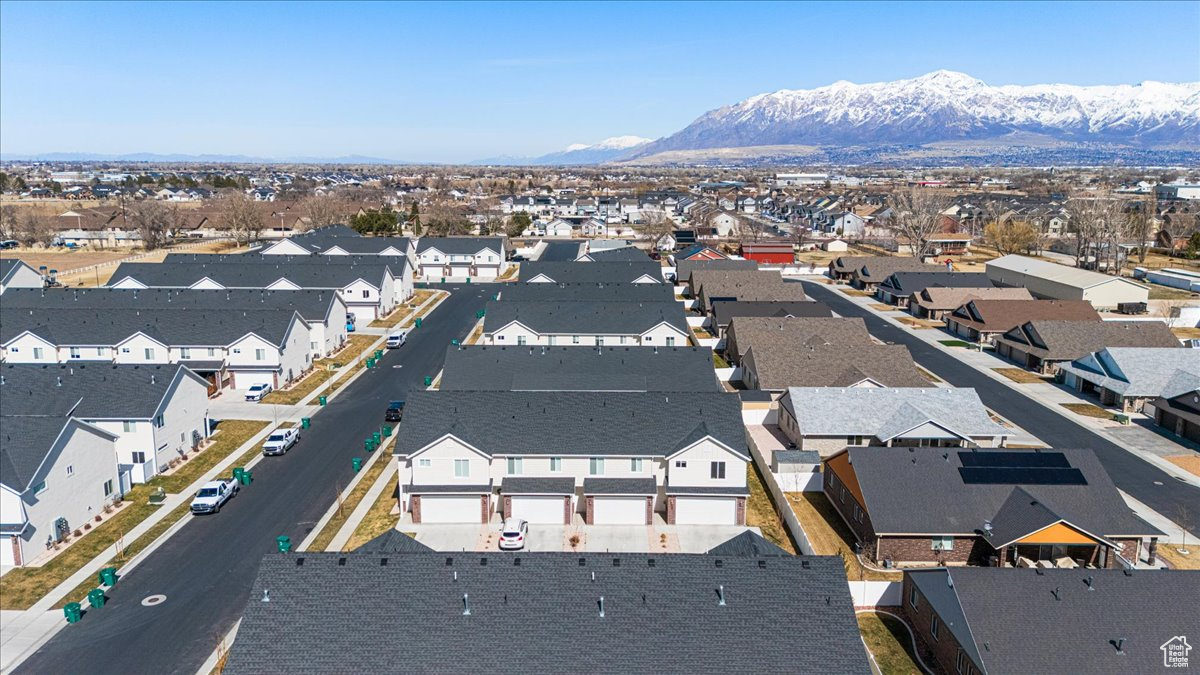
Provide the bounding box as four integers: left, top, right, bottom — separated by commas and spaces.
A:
483, 300, 689, 336
1, 305, 302, 347
519, 260, 663, 284
780, 387, 1009, 441
497, 282, 675, 303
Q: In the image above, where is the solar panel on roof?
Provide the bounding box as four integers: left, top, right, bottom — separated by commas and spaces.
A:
958, 467, 1087, 485
957, 451, 1070, 468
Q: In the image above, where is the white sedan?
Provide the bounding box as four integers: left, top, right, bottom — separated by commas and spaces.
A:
244, 383, 273, 401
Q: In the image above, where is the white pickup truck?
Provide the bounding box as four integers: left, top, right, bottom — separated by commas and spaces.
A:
190, 478, 239, 515
262, 427, 300, 456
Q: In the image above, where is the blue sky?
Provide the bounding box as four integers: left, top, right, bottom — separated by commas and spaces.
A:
2, 1, 1197, 162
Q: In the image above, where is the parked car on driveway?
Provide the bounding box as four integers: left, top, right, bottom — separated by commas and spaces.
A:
244, 383, 272, 401
262, 427, 300, 456
386, 331, 408, 348
385, 400, 405, 422
190, 478, 239, 515
0, 240, 18, 249
498, 518, 528, 550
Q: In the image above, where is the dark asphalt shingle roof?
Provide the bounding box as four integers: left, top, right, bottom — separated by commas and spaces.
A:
877, 271, 992, 296
0, 363, 203, 418
726, 316, 872, 360
909, 568, 1200, 674
676, 258, 757, 284
409, 483, 493, 494
354, 530, 434, 554
0, 415, 74, 491
416, 236, 505, 255
949, 299, 1101, 333
1, 288, 342, 323
583, 477, 657, 494
582, 246, 649, 262
439, 346, 721, 392
536, 241, 585, 261
108, 258, 400, 290
995, 320, 1182, 362
498, 282, 675, 303
663, 483, 750, 496
2, 305, 303, 347
843, 446, 1160, 537
501, 477, 577, 495
705, 531, 790, 557
852, 257, 943, 284
711, 301, 833, 327
483, 300, 688, 337
393, 391, 746, 460
519, 261, 663, 284
225, 550, 868, 674
744, 343, 931, 390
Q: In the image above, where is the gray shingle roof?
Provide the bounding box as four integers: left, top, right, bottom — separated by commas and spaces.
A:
224, 549, 869, 674
416, 236, 505, 256
536, 241, 585, 261
909, 568, 1200, 674
663, 483, 749, 496
0, 415, 74, 491
711, 301, 833, 327
108, 258, 400, 290
409, 483, 493, 494
354, 529, 434, 554
1, 288, 342, 324
500, 477, 576, 495
1059, 347, 1200, 397
726, 316, 872, 360
705, 530, 790, 557
877, 271, 991, 296
583, 477, 657, 494
519, 261, 663, 284
498, 282, 675, 303
483, 301, 688, 337
910, 286, 1033, 312
439, 346, 721, 392
2, 305, 302, 348
583, 247, 648, 262
0, 363, 203, 418
781, 387, 1008, 442
949, 299, 1100, 334
995, 320, 1182, 362
393, 391, 746, 460
676, 258, 757, 284
745, 344, 931, 390
852, 257, 942, 284
842, 446, 1160, 537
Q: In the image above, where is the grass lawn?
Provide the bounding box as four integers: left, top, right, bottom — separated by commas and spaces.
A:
1157, 544, 1200, 570
938, 339, 971, 348
1060, 402, 1113, 419
745, 464, 797, 555
342, 483, 401, 552
368, 289, 440, 328
306, 453, 391, 552
993, 367, 1046, 384
399, 291, 449, 329
464, 322, 484, 345
713, 352, 731, 369
1149, 286, 1198, 300
147, 420, 269, 494
785, 492, 901, 582
858, 613, 923, 675
840, 288, 874, 297
868, 303, 897, 312
896, 317, 938, 330
261, 335, 377, 405
917, 367, 942, 384
1172, 327, 1200, 340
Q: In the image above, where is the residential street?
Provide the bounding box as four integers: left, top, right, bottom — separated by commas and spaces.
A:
800, 280, 1200, 538
15, 284, 490, 675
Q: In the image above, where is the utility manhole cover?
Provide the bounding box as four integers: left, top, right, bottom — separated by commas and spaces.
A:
141, 594, 166, 606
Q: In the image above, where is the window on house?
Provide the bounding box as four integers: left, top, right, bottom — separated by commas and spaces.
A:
121, 347, 130, 354
517, 336, 526, 346
644, 337, 652, 342
65, 465, 74, 477
208, 348, 217, 357
178, 347, 190, 359
596, 336, 604, 346
589, 458, 604, 475
362, 290, 369, 298
932, 537, 954, 551
154, 415, 164, 428
98, 347, 107, 356
255, 349, 265, 361
630, 458, 643, 472
956, 650, 967, 674
144, 348, 155, 360
232, 349, 241, 354
33, 481, 47, 495
454, 459, 469, 477
69, 347, 81, 359
854, 505, 863, 522
310, 342, 318, 351
506, 457, 523, 475
572, 335, 580, 344
103, 479, 114, 497
550, 457, 562, 472
32, 347, 44, 359
123, 421, 135, 432
620, 336, 627, 345
665, 337, 676, 346
132, 451, 146, 464
675, 460, 687, 468
418, 458, 431, 468
846, 435, 864, 445
710, 461, 726, 479
930, 616, 940, 640
909, 587, 919, 609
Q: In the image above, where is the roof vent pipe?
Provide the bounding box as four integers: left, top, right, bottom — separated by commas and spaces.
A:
462, 593, 471, 616
261, 589, 270, 602
717, 585, 726, 606
1086, 575, 1095, 590
598, 596, 605, 618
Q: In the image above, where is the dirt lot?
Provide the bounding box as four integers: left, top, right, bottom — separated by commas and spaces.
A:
1, 240, 243, 287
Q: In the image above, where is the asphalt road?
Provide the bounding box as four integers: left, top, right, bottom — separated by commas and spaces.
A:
17, 285, 491, 675
800, 280, 1200, 538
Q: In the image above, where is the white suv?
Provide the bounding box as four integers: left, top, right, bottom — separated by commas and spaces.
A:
386, 331, 408, 349
498, 519, 528, 550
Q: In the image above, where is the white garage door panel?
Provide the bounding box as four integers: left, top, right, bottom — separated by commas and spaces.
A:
347, 305, 378, 324
233, 371, 275, 390
0, 541, 14, 567
675, 497, 736, 525
421, 495, 481, 523
510, 496, 565, 524
592, 497, 645, 525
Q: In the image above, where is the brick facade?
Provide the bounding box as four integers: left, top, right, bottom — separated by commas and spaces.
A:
900, 575, 983, 675
735, 497, 746, 526
666, 496, 676, 525
584, 496, 594, 525
480, 495, 490, 524
411, 495, 422, 524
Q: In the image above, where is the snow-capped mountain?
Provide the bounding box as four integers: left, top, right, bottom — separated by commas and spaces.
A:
632, 71, 1200, 157
472, 136, 652, 165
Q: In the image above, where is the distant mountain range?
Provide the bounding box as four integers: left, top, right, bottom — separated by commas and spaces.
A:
470, 136, 651, 165
0, 152, 413, 164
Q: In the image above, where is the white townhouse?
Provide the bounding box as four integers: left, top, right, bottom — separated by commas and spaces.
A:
482, 301, 691, 348
414, 236, 508, 280
0, 260, 44, 294
0, 306, 313, 392
517, 260, 664, 285
392, 391, 750, 526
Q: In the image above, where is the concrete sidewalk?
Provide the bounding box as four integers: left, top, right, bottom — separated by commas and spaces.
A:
0, 420, 279, 673
327, 462, 397, 552
813, 280, 1200, 488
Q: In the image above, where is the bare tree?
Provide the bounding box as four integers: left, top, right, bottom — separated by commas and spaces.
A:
888, 188, 951, 260
1129, 194, 1156, 267
221, 193, 265, 244
0, 204, 18, 240
296, 195, 345, 231
16, 211, 55, 247
128, 201, 179, 250
1065, 195, 1125, 273
423, 202, 471, 236
639, 210, 675, 247
985, 217, 1041, 255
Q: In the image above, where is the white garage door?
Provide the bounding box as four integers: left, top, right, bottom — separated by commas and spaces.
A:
0, 538, 15, 567
510, 496, 565, 524
233, 371, 275, 390
592, 497, 646, 525
420, 495, 481, 523
675, 496, 737, 525
346, 305, 378, 324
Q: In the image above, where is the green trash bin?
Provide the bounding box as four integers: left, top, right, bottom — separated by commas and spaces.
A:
374, 349, 383, 360
232, 467, 245, 484
242, 470, 253, 485
466, 277, 471, 284
382, 425, 393, 438
364, 439, 374, 452
99, 566, 118, 587
415, 317, 422, 328
372, 431, 381, 444
318, 395, 328, 406
276, 535, 291, 553
365, 358, 375, 369
88, 588, 106, 609
451, 339, 459, 346
64, 602, 82, 624
352, 457, 363, 472
301, 417, 311, 429
424, 376, 433, 387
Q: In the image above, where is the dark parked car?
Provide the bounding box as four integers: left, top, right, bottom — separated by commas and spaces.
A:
385, 400, 405, 422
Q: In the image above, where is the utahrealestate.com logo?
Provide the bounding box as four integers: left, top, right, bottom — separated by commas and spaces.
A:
1162, 636, 1191, 668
